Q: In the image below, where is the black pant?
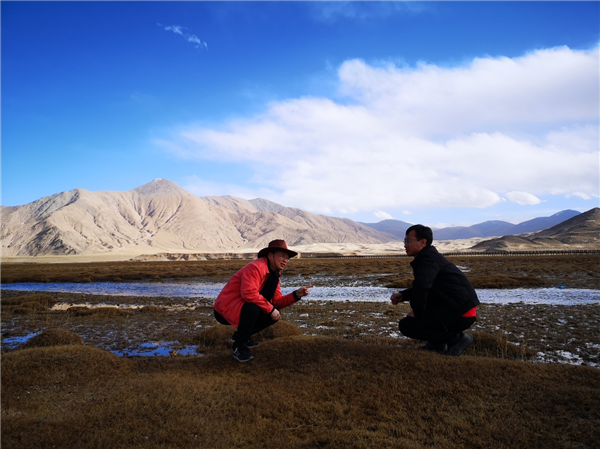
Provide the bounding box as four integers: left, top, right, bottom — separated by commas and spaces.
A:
214, 303, 276, 348
398, 314, 476, 346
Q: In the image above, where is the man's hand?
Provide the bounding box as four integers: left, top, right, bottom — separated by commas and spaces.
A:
295, 285, 314, 298
390, 292, 403, 305
271, 308, 281, 321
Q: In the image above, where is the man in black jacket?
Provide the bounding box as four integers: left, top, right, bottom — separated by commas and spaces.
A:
391, 224, 479, 356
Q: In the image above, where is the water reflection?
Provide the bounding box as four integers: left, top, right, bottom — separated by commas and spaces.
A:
2, 282, 600, 305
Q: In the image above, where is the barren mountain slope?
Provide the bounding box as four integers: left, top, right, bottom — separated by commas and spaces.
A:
1, 180, 244, 256
534, 207, 600, 244
1, 180, 396, 257
203, 197, 397, 248
201, 196, 259, 214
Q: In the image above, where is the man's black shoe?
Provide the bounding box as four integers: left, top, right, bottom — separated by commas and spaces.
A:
418, 342, 447, 353
443, 333, 473, 357
233, 345, 254, 363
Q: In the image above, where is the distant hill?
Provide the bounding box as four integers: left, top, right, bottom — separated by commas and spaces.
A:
470, 208, 600, 252
434, 220, 516, 240
511, 210, 582, 234
357, 219, 413, 239
361, 210, 582, 240
0, 179, 396, 257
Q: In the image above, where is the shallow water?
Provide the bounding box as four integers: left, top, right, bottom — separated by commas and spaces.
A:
1, 331, 200, 357
111, 341, 200, 357
2, 282, 600, 305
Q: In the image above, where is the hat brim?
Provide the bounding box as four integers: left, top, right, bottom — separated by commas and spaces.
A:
257, 247, 298, 259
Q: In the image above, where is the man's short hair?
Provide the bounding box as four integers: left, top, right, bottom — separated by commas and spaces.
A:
406, 224, 433, 246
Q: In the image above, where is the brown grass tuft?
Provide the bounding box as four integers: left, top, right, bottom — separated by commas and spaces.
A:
195, 324, 233, 349
471, 331, 534, 360
1, 293, 56, 307
91, 307, 133, 317
21, 328, 84, 349
383, 278, 413, 289
66, 306, 95, 316
468, 274, 546, 288
2, 345, 132, 393
195, 321, 303, 351
256, 320, 303, 340
19, 301, 48, 311
12, 307, 38, 315
66, 306, 132, 317
140, 305, 162, 313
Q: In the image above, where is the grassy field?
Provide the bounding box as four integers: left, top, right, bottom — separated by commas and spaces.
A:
2, 254, 599, 289
2, 255, 600, 448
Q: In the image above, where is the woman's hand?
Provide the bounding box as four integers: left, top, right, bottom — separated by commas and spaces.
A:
295, 285, 314, 298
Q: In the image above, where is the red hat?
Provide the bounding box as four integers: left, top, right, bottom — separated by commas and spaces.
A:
257, 239, 298, 259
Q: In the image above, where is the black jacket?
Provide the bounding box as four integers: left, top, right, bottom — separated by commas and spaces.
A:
401, 245, 480, 326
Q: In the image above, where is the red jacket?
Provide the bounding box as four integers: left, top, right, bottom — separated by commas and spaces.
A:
213, 257, 297, 328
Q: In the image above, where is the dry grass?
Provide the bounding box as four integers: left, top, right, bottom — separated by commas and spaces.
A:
2, 255, 599, 448
195, 320, 303, 350
2, 254, 600, 289
1, 293, 57, 307
21, 328, 84, 349
2, 334, 599, 449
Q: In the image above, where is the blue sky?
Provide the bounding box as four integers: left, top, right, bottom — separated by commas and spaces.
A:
2, 1, 599, 227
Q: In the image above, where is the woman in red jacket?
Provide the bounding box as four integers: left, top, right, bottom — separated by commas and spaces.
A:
213, 240, 313, 362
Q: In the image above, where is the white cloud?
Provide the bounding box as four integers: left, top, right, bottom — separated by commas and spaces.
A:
567, 192, 593, 200
164, 25, 184, 35
158, 45, 599, 215
187, 35, 208, 49
158, 23, 207, 50
374, 210, 393, 220
337, 46, 599, 135
505, 191, 543, 206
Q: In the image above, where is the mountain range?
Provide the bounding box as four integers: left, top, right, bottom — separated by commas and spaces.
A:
0, 179, 394, 257
0, 179, 596, 257
471, 207, 600, 252
360, 209, 581, 240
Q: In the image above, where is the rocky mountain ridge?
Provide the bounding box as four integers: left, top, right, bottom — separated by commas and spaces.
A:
1, 179, 597, 258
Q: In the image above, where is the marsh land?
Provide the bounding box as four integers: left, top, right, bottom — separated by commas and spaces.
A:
2, 254, 599, 448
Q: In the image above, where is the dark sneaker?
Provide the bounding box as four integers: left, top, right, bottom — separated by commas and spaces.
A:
418, 342, 447, 353
443, 333, 473, 357
233, 345, 254, 363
